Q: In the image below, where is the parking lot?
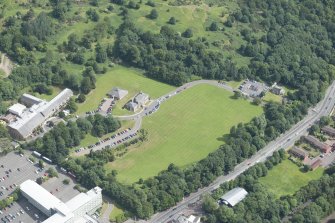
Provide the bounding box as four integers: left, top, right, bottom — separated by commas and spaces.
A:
239, 80, 269, 97
0, 151, 80, 223
98, 98, 114, 115
2, 198, 47, 223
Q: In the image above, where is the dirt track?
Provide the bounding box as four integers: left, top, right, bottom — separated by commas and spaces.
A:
0, 53, 13, 77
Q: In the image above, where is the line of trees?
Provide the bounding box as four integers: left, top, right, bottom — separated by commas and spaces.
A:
24, 114, 120, 164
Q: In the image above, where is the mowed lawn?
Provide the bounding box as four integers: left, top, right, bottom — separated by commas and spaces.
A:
259, 159, 324, 198
76, 66, 175, 115
107, 84, 262, 184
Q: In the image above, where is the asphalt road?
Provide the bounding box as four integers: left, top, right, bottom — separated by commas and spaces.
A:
143, 81, 335, 223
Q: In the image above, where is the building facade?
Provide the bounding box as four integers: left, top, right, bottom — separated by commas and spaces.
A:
20, 180, 102, 223
7, 89, 73, 140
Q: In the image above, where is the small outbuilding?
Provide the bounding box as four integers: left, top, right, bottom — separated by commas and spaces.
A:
107, 87, 128, 100
271, 86, 285, 95
218, 187, 248, 207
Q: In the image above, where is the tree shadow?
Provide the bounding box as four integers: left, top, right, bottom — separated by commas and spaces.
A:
217, 134, 230, 143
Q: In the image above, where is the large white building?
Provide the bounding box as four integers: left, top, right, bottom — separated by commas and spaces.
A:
7, 88, 73, 140
20, 180, 102, 223
218, 187, 248, 207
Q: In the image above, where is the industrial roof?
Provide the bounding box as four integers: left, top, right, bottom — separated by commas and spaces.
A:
220, 187, 248, 207
42, 212, 74, 223
8, 103, 26, 116
8, 89, 73, 139
66, 187, 102, 212
20, 180, 66, 213
66, 193, 91, 212
41, 88, 73, 117
21, 93, 44, 107
21, 180, 101, 223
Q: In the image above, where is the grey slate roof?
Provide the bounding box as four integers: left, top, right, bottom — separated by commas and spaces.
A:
289, 146, 308, 158
220, 187, 248, 207
126, 101, 139, 111
108, 87, 128, 100
134, 92, 149, 105
322, 126, 335, 136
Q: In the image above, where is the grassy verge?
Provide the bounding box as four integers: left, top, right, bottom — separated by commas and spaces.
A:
259, 159, 324, 198
32, 87, 62, 101
263, 92, 282, 103
106, 84, 262, 184
109, 205, 126, 222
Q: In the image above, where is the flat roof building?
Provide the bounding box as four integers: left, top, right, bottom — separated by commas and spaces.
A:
7, 89, 73, 140
219, 187, 248, 207
8, 103, 26, 117
20, 180, 102, 223
304, 135, 331, 153
174, 215, 201, 223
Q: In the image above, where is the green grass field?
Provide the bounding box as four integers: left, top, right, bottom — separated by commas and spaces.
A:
227, 80, 243, 89
76, 66, 175, 115
107, 84, 262, 184
259, 159, 324, 198
263, 92, 282, 103
109, 205, 126, 222
32, 87, 62, 101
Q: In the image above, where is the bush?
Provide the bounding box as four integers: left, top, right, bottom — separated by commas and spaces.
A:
146, 0, 155, 7
47, 167, 58, 178
76, 94, 86, 103
182, 28, 193, 38
209, 22, 219, 31
168, 17, 176, 25
63, 179, 70, 185
148, 9, 158, 19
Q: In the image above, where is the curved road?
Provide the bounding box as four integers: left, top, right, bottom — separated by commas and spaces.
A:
142, 81, 335, 223
75, 80, 235, 156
